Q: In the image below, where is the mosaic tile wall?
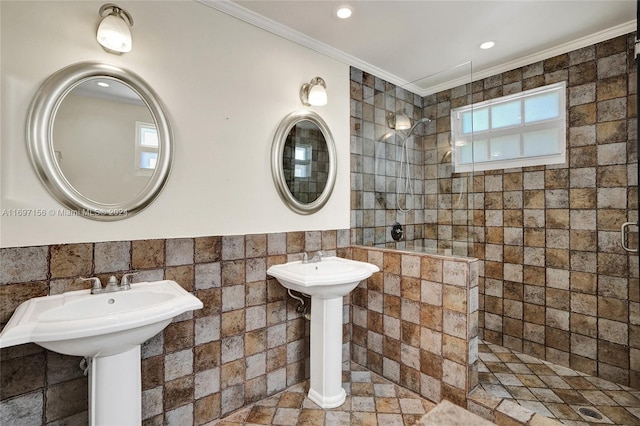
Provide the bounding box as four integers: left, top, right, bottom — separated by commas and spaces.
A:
350, 245, 479, 407
0, 230, 351, 425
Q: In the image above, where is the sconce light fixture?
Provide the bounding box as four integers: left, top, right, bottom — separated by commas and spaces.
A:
387, 111, 411, 130
300, 77, 327, 106
97, 3, 134, 54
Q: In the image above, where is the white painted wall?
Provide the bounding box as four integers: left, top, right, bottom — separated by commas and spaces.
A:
0, 1, 351, 248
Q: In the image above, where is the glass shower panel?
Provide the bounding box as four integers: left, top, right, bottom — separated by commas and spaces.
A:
408, 61, 474, 257
350, 61, 474, 257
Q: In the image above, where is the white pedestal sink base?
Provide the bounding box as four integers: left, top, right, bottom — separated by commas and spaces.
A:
89, 346, 141, 426
308, 296, 346, 409
266, 257, 380, 410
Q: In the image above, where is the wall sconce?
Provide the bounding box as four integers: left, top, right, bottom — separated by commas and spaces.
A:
387, 112, 411, 130
300, 77, 327, 106
97, 3, 134, 54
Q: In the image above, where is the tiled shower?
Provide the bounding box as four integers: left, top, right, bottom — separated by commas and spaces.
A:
350, 31, 639, 421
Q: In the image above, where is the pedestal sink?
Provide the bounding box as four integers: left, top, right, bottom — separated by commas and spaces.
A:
267, 256, 379, 408
0, 280, 202, 425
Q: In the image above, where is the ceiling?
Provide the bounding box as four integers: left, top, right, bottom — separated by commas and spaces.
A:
201, 0, 636, 96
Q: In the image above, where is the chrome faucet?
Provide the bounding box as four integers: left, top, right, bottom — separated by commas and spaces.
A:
302, 251, 322, 264
80, 272, 137, 294
120, 272, 138, 290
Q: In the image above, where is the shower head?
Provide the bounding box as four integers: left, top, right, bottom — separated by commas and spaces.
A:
406, 117, 431, 137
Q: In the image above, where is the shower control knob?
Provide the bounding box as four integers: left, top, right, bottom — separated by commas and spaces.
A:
391, 223, 403, 241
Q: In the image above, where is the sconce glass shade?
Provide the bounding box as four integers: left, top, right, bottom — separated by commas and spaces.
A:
308, 84, 327, 106
97, 4, 133, 54
387, 112, 411, 130
300, 77, 327, 106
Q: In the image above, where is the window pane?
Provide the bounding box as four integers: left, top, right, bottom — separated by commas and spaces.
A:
471, 139, 489, 163
140, 127, 158, 147
459, 142, 473, 164
523, 128, 560, 156
489, 134, 520, 160
525, 92, 560, 122
140, 151, 158, 169
491, 101, 521, 129
295, 164, 310, 178
462, 108, 489, 133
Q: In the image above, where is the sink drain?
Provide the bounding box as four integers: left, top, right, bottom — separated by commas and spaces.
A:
578, 407, 602, 419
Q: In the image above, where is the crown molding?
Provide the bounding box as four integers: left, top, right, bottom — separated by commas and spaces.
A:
422, 20, 637, 96
199, 0, 635, 97
197, 0, 422, 92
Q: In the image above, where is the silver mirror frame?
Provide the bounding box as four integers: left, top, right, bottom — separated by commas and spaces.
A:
27, 61, 173, 221
271, 110, 337, 215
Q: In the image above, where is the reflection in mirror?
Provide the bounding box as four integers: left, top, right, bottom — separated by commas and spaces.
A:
27, 61, 172, 220
271, 110, 336, 215
53, 78, 156, 204
282, 120, 330, 203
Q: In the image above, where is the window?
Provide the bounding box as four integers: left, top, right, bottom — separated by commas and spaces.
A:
294, 144, 312, 178
450, 81, 566, 172
135, 122, 158, 174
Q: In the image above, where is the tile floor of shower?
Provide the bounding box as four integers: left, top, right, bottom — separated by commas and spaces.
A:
473, 341, 640, 425
211, 341, 640, 426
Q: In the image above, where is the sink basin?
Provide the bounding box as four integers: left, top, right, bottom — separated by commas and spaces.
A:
0, 280, 203, 357
268, 256, 379, 409
267, 256, 379, 299
0, 279, 202, 425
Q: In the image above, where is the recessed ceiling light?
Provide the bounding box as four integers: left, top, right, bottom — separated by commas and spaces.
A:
96, 81, 110, 88
479, 41, 495, 50
336, 5, 353, 19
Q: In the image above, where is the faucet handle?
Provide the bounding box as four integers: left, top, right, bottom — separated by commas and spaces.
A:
302, 253, 308, 263
79, 277, 102, 292
120, 272, 138, 289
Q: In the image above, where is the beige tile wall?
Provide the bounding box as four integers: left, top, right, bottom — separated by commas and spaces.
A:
350, 246, 479, 406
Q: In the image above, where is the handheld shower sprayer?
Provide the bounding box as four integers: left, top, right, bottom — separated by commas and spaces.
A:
396, 117, 431, 213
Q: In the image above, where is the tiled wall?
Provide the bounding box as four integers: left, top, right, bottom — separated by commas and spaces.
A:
349, 67, 474, 257
464, 33, 640, 388
0, 230, 350, 425
350, 32, 639, 389
349, 69, 432, 248
349, 246, 479, 406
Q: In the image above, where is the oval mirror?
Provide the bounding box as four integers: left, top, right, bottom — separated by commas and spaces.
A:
271, 110, 337, 214
27, 61, 172, 220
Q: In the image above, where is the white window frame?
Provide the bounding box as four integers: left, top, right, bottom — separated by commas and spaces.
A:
450, 81, 566, 173
135, 122, 158, 175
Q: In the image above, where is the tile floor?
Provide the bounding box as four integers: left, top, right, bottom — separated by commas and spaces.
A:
210, 362, 437, 425
476, 341, 640, 425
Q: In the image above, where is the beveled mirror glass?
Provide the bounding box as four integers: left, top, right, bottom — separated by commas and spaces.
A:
271, 110, 336, 214
27, 61, 172, 220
